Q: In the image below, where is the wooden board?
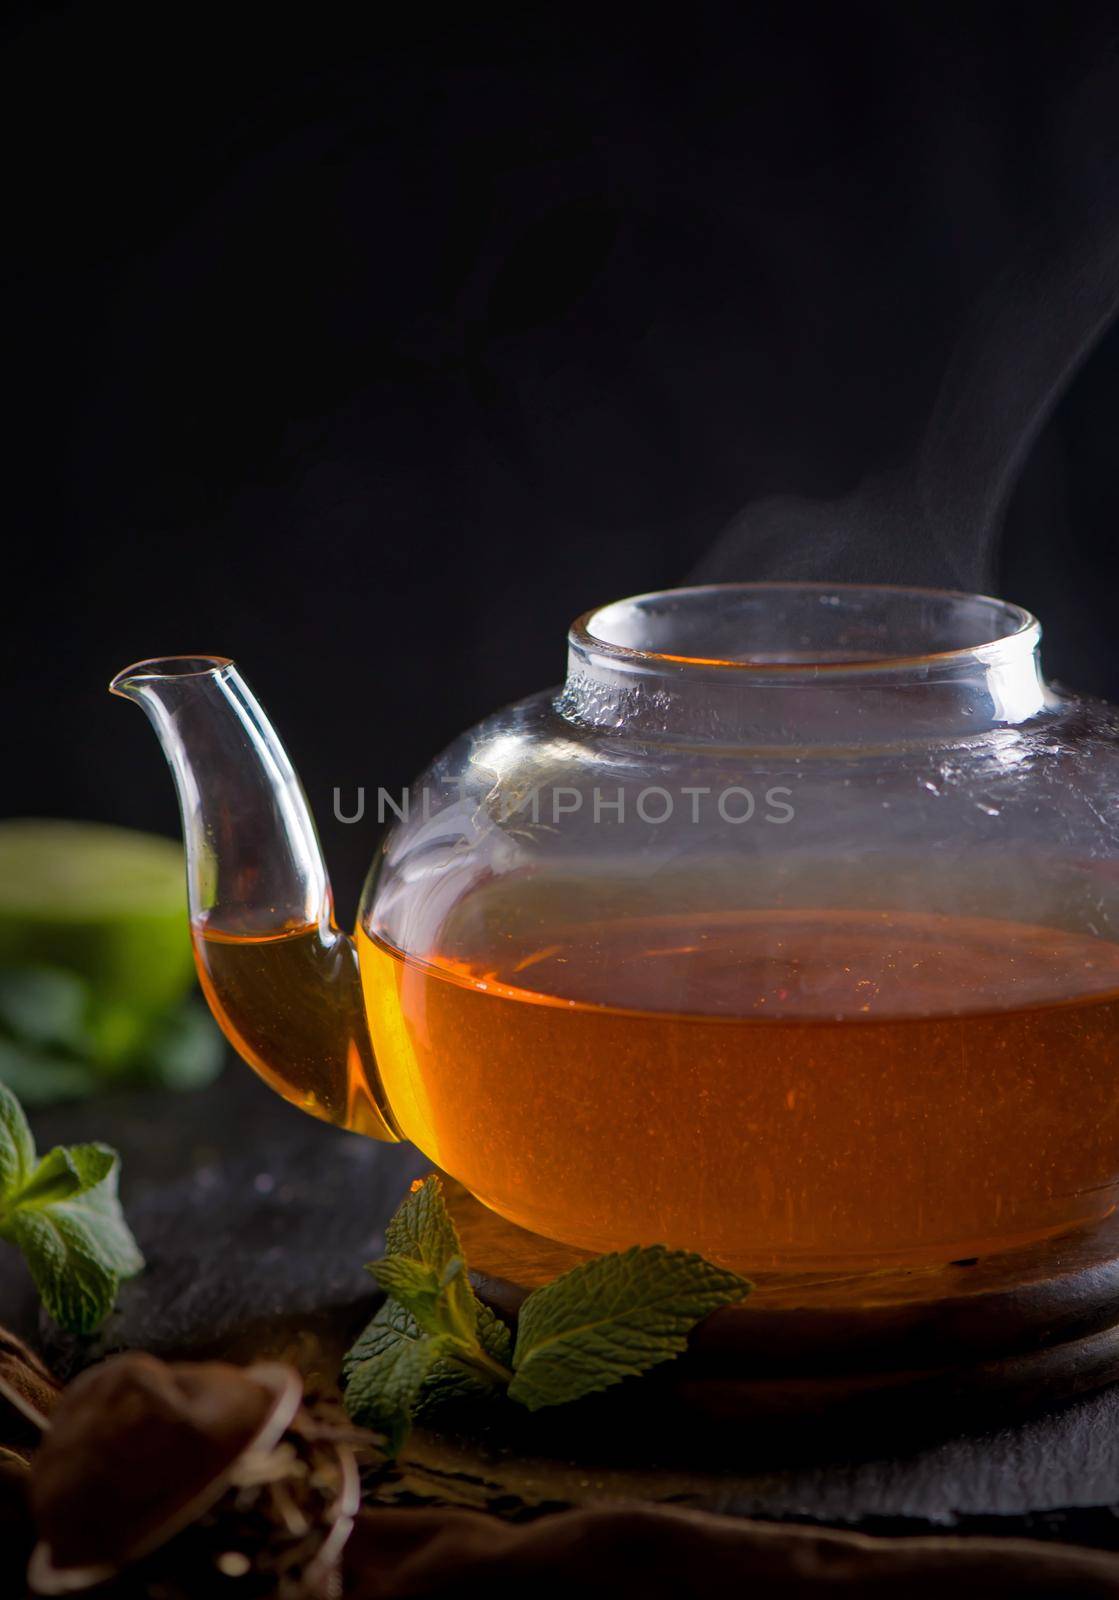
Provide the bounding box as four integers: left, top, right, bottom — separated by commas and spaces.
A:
447, 1180, 1119, 1457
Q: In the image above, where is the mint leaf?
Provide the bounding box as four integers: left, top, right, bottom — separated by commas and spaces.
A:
344, 1293, 512, 1380
385, 1175, 461, 1267
472, 1297, 514, 1370
3, 1209, 121, 1335
345, 1292, 512, 1392
344, 1295, 419, 1380
367, 1254, 446, 1327
368, 1253, 478, 1340
1, 1149, 144, 1333
0, 1089, 143, 1335
0, 1081, 35, 1197
10, 1143, 115, 1208
507, 1246, 749, 1411
377, 1178, 478, 1342
343, 1311, 450, 1453
344, 1296, 512, 1447
344, 1178, 515, 1450
50, 1155, 145, 1281
343, 1174, 746, 1447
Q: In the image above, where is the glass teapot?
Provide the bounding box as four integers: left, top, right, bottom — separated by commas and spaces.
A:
111, 583, 1119, 1272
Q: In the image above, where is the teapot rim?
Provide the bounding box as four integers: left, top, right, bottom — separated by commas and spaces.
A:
570, 581, 1039, 680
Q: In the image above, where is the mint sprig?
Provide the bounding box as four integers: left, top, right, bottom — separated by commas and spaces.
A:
507, 1243, 751, 1409
0, 1080, 144, 1333
343, 1176, 748, 1449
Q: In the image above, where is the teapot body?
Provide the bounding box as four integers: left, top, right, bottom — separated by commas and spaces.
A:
357, 585, 1119, 1267
112, 585, 1119, 1271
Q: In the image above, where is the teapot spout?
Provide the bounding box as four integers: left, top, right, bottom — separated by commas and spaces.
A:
109, 656, 399, 1140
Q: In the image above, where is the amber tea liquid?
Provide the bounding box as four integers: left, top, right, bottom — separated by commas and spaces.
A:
358, 901, 1119, 1268
192, 920, 393, 1139
195, 897, 1119, 1269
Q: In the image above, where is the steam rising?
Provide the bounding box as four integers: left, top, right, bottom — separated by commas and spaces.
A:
694, 52, 1119, 595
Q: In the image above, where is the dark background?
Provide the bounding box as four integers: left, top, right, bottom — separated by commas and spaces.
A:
5, 3, 1119, 922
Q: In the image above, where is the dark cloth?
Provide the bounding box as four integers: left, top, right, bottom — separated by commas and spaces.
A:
344, 1504, 1119, 1598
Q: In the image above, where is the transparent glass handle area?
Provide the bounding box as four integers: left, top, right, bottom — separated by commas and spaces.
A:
110, 656, 399, 1140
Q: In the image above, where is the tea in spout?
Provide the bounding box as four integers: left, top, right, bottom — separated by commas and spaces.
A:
109, 656, 399, 1140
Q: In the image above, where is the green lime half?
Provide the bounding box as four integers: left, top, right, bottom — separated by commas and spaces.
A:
0, 819, 195, 1014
